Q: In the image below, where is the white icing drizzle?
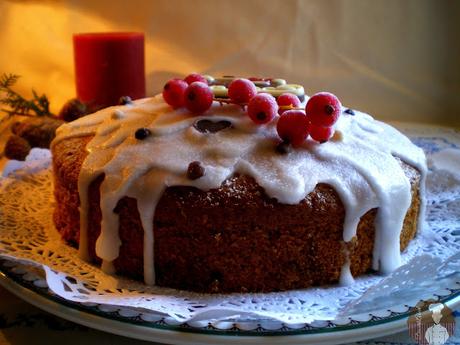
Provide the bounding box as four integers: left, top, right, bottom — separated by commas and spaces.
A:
52, 95, 427, 286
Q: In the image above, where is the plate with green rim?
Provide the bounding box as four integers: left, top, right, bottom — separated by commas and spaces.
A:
1, 258, 459, 345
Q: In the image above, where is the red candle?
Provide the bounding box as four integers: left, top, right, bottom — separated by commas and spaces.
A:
73, 32, 145, 111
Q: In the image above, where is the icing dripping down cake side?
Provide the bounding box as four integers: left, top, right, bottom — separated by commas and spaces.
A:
51, 94, 426, 293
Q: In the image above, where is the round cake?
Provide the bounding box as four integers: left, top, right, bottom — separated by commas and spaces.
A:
51, 78, 427, 293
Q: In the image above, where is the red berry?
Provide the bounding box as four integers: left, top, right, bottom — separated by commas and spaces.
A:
184, 73, 207, 85
276, 110, 310, 147
277, 93, 301, 115
184, 82, 213, 114
305, 92, 342, 127
228, 78, 257, 104
309, 124, 334, 143
163, 79, 188, 108
247, 93, 278, 124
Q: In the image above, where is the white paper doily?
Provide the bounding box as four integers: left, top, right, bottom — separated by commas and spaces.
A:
0, 125, 459, 326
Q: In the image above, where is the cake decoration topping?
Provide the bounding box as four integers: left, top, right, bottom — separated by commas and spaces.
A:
187, 161, 205, 180
247, 93, 278, 124
332, 129, 343, 142
184, 73, 208, 85
309, 124, 334, 143
193, 119, 232, 133
275, 141, 292, 155
276, 110, 310, 147
305, 92, 342, 127
344, 108, 355, 115
162, 79, 188, 108
112, 109, 125, 120
134, 127, 151, 140
277, 93, 301, 115
160, 75, 342, 144
228, 78, 258, 104
184, 81, 214, 114
118, 95, 133, 105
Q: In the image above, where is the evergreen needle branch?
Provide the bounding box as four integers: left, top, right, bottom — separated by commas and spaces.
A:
0, 73, 55, 120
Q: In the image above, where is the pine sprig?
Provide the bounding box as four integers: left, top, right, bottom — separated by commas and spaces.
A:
0, 73, 54, 119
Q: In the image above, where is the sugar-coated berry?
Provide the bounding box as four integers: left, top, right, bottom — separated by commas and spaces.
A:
135, 127, 151, 140
228, 78, 257, 104
163, 79, 188, 108
247, 93, 278, 124
305, 92, 342, 127
277, 93, 301, 115
276, 110, 310, 147
184, 82, 214, 114
184, 73, 208, 85
309, 124, 334, 143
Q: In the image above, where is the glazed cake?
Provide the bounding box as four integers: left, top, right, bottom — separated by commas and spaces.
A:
51, 77, 427, 293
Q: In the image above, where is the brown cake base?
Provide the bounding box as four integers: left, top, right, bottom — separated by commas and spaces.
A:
52, 135, 421, 293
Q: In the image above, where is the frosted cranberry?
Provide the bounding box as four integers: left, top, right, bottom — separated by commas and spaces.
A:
276, 110, 310, 147
247, 93, 278, 124
184, 82, 213, 114
305, 92, 342, 127
277, 93, 301, 115
228, 78, 257, 104
162, 79, 188, 108
184, 73, 208, 85
309, 124, 334, 143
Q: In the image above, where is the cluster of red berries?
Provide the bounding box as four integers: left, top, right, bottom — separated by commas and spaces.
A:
162, 73, 213, 113
278, 92, 342, 145
162, 75, 342, 145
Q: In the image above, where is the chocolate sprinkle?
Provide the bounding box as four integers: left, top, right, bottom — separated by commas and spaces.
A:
276, 141, 292, 154
135, 127, 151, 140
193, 119, 232, 133
187, 161, 205, 180
344, 108, 355, 115
119, 96, 133, 105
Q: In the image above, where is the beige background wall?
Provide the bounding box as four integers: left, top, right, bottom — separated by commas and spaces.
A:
1, 0, 459, 127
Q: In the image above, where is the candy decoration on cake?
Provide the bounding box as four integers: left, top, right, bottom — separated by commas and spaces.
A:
161, 74, 343, 146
